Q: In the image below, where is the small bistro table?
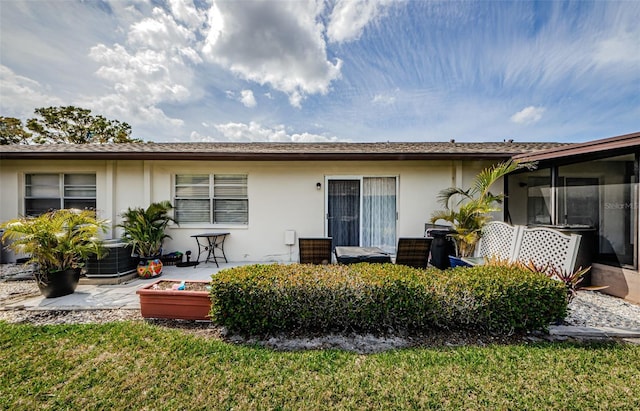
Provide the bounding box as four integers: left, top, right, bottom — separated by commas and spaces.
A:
334, 246, 392, 264
191, 232, 230, 267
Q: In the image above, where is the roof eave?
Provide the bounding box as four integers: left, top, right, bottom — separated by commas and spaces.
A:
513, 132, 640, 162
0, 152, 518, 161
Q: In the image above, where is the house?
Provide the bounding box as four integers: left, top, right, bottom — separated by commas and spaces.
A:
1, 133, 638, 302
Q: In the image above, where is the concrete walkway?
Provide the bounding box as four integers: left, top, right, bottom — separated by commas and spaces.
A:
3, 262, 640, 343
2, 262, 244, 311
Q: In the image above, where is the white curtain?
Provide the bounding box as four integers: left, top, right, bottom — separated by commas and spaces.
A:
362, 177, 396, 253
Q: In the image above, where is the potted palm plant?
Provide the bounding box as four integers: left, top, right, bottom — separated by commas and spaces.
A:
118, 201, 177, 278
0, 209, 108, 297
431, 160, 534, 267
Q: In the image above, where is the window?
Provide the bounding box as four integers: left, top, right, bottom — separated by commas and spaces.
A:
558, 155, 636, 267
25, 173, 96, 216
175, 174, 248, 224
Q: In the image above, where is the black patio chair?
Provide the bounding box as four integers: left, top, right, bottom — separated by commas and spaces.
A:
395, 237, 432, 268
298, 237, 333, 265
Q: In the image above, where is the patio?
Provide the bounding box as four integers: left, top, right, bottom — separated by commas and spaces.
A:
0, 262, 248, 311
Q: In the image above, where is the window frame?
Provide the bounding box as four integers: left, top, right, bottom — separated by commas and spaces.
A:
24, 173, 97, 216
173, 173, 249, 226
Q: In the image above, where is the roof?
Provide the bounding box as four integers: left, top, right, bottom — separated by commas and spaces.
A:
0, 141, 569, 161
513, 131, 640, 163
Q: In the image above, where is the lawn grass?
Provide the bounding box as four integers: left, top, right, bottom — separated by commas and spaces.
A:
2, 321, 639, 410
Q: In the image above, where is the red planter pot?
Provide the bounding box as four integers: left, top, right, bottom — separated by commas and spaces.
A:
136, 279, 211, 320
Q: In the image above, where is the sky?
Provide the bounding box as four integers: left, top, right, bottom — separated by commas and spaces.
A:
1, 0, 639, 144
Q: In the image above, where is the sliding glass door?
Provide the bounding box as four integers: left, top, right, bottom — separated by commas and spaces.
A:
327, 180, 360, 247
327, 177, 397, 252
362, 177, 397, 252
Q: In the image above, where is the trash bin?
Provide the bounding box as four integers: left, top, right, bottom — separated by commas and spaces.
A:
425, 224, 456, 269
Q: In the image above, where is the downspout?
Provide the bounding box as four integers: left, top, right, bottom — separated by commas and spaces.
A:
143, 161, 152, 207
453, 160, 463, 188
550, 166, 558, 225
105, 160, 116, 238
504, 174, 511, 224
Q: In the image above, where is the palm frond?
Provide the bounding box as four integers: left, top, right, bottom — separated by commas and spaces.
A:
118, 201, 177, 257
473, 160, 519, 198
429, 159, 538, 257
436, 187, 471, 209
0, 209, 108, 273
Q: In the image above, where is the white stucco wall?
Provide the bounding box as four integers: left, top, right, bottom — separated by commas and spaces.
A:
1, 158, 494, 263
0, 159, 112, 219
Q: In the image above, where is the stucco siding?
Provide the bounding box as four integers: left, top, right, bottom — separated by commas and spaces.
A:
1, 158, 496, 263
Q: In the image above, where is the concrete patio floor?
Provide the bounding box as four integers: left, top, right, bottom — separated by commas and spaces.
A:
1, 261, 249, 311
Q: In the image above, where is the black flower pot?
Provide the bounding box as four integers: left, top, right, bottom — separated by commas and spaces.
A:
35, 268, 81, 298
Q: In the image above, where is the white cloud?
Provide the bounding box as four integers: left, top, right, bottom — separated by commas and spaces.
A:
594, 30, 640, 66
201, 0, 342, 108
289, 131, 344, 143
500, 1, 640, 95
225, 89, 257, 107
167, 0, 206, 28
190, 130, 215, 142
288, 91, 304, 109
90, 44, 191, 103
87, 93, 184, 132
0, 65, 63, 118
190, 121, 343, 142
240, 90, 257, 108
327, 0, 391, 43
87, 4, 206, 131
372, 93, 395, 106
510, 106, 546, 125
2, 0, 637, 143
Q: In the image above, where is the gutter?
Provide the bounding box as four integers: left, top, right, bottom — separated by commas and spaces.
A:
513, 132, 640, 163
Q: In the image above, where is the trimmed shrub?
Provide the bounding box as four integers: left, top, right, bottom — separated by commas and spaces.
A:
209, 263, 567, 335
431, 266, 568, 332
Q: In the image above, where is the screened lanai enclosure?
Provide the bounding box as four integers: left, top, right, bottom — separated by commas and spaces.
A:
507, 153, 638, 270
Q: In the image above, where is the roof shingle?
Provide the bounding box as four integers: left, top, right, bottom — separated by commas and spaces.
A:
0, 141, 569, 161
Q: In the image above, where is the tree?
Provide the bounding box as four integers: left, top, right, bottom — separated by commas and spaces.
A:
25, 106, 142, 144
0, 116, 32, 145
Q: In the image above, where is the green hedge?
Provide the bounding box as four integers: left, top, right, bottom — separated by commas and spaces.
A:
209, 263, 567, 335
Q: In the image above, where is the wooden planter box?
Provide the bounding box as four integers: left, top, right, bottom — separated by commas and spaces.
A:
136, 279, 211, 320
